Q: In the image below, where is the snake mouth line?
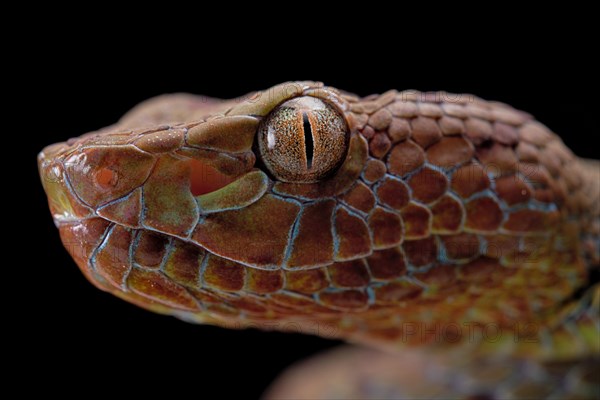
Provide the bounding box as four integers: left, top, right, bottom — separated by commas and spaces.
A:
189, 159, 238, 196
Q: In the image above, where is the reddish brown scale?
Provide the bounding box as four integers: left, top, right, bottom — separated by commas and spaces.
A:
387, 99, 418, 117
127, 268, 200, 311
407, 167, 448, 204
416, 264, 457, 287
163, 243, 204, 288
269, 291, 334, 314
203, 255, 246, 292
476, 142, 519, 178
97, 188, 142, 228
284, 269, 329, 294
418, 102, 443, 118
193, 194, 300, 267
493, 121, 520, 145
245, 268, 284, 294
402, 236, 437, 267
340, 182, 375, 213
224, 295, 270, 316
373, 281, 423, 304
287, 201, 336, 268
431, 194, 464, 233
464, 118, 493, 145
495, 175, 532, 205
426, 137, 474, 168
66, 146, 155, 208
133, 230, 169, 269
333, 208, 371, 260
360, 125, 375, 139
58, 218, 111, 287
439, 116, 465, 135
465, 197, 504, 232
143, 155, 199, 237
368, 207, 404, 248
411, 116, 443, 148
451, 163, 490, 198
387, 118, 411, 142
367, 247, 407, 280
401, 202, 432, 239
318, 289, 369, 311
94, 225, 132, 288
134, 128, 185, 153
375, 177, 410, 210
369, 133, 392, 158
387, 140, 425, 176
368, 108, 392, 130
328, 260, 371, 288
362, 159, 386, 183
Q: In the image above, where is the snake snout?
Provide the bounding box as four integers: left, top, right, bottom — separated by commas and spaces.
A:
38, 146, 91, 223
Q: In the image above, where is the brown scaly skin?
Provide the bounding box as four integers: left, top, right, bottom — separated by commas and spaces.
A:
39, 82, 599, 399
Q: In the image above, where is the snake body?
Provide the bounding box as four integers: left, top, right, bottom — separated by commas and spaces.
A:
39, 82, 599, 399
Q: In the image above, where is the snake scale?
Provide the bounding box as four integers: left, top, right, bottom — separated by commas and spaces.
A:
39, 82, 599, 399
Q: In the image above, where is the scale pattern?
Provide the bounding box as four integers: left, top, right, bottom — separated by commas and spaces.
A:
39, 82, 599, 398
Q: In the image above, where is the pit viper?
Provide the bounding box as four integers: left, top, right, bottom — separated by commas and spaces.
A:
39, 82, 599, 399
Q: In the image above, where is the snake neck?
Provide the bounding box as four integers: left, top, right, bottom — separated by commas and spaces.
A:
575, 158, 600, 268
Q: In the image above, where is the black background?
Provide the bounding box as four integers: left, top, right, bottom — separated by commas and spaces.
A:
22, 33, 596, 399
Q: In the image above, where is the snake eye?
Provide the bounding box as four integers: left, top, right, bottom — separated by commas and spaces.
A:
257, 96, 349, 182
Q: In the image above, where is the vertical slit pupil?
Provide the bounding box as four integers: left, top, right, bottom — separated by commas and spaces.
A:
302, 112, 314, 169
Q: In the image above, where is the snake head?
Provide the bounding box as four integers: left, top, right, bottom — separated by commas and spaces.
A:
38, 82, 371, 271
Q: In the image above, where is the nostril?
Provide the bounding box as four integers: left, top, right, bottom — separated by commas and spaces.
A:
95, 167, 118, 188
189, 159, 236, 196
